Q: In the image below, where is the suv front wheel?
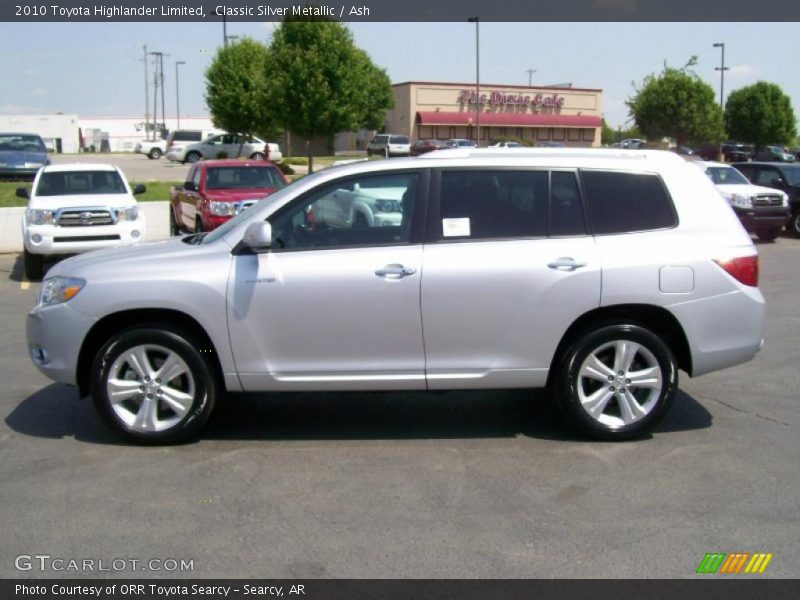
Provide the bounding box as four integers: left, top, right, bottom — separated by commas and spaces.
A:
90, 327, 218, 445
554, 323, 677, 440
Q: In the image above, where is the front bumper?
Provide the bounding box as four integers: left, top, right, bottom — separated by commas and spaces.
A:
23, 218, 147, 256
733, 206, 790, 231
27, 301, 98, 386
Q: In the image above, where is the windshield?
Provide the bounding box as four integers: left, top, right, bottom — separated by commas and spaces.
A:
705, 166, 749, 185
206, 166, 286, 190
0, 134, 46, 153
202, 174, 316, 245
36, 170, 127, 196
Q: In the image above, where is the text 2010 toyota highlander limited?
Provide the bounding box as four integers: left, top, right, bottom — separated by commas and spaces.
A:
26, 149, 765, 444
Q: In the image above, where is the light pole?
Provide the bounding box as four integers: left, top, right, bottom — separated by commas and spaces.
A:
175, 61, 186, 130
527, 68, 537, 87
713, 42, 729, 109
467, 17, 480, 146
215, 7, 228, 47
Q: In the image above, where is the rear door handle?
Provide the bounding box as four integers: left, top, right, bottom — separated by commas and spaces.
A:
375, 264, 417, 278
547, 257, 586, 271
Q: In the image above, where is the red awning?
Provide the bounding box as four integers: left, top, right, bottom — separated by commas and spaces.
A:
416, 111, 601, 128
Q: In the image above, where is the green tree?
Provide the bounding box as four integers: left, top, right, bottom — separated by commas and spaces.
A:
627, 61, 724, 146
205, 38, 279, 157
725, 82, 797, 147
266, 18, 393, 172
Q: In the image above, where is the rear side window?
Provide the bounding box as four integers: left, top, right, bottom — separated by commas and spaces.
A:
581, 170, 676, 234
438, 170, 587, 240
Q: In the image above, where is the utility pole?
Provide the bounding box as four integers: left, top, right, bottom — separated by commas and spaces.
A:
175, 61, 185, 129
527, 68, 537, 87
713, 42, 729, 109
159, 52, 166, 136
143, 45, 149, 141
149, 51, 168, 139
467, 17, 480, 146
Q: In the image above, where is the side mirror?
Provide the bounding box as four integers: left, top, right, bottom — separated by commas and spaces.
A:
16, 187, 29, 199
240, 221, 272, 253
184, 181, 197, 192
133, 184, 146, 195
771, 177, 785, 187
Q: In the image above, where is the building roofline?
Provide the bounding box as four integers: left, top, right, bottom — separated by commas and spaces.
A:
392, 81, 603, 93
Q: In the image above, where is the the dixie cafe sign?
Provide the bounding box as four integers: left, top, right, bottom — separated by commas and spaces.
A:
458, 89, 566, 109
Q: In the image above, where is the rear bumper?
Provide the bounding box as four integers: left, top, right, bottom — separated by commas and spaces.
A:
669, 287, 765, 377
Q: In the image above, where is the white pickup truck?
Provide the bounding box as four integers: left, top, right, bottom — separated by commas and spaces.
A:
134, 139, 167, 159
19, 163, 147, 279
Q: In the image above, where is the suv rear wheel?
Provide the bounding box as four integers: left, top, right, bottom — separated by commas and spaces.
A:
90, 327, 218, 445
554, 323, 677, 440
148, 148, 162, 159
789, 210, 800, 238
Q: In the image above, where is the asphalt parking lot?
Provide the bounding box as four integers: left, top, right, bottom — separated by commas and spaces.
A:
49, 152, 192, 183
0, 238, 798, 579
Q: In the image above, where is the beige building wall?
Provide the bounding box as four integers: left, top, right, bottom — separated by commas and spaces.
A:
386, 81, 603, 147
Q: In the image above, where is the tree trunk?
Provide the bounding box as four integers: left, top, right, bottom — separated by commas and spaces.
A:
306, 139, 313, 174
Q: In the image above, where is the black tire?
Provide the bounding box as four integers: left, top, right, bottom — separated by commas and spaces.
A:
169, 208, 180, 236
148, 148, 162, 159
353, 212, 369, 229
756, 228, 780, 242
553, 323, 678, 441
90, 327, 218, 445
789, 210, 800, 238
249, 152, 265, 160
23, 249, 44, 280
185, 151, 202, 164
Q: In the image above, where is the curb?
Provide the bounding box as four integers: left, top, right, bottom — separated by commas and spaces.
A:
0, 201, 172, 253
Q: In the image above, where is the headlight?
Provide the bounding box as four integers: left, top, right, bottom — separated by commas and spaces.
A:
781, 193, 789, 207
375, 199, 401, 213
25, 208, 54, 225
725, 193, 752, 209
38, 276, 85, 307
209, 201, 237, 216
117, 206, 139, 221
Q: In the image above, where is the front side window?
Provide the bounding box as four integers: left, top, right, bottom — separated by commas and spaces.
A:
269, 173, 419, 251
36, 171, 126, 196
753, 168, 782, 187
581, 170, 676, 234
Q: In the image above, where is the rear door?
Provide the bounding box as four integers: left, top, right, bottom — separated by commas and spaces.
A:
180, 166, 203, 230
421, 168, 601, 389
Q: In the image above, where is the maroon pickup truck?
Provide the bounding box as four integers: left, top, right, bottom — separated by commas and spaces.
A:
169, 159, 288, 234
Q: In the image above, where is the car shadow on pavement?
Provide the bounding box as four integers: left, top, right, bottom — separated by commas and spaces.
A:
6, 385, 711, 445
6, 253, 54, 283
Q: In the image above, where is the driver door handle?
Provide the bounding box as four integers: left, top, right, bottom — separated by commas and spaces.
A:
375, 264, 416, 278
547, 257, 587, 271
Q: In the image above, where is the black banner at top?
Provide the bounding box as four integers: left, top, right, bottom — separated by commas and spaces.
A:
4, 0, 800, 22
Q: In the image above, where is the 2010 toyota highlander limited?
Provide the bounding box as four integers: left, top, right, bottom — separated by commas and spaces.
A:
26, 149, 765, 444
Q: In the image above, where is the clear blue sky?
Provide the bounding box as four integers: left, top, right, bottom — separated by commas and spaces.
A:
1, 21, 798, 130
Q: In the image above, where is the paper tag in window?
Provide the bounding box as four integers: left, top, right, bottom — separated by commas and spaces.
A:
442, 218, 470, 237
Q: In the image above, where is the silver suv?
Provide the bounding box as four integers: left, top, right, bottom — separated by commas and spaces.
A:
26, 149, 765, 444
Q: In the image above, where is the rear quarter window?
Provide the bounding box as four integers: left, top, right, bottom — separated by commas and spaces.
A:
581, 170, 677, 234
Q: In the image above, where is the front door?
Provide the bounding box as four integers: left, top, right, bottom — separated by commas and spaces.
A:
227, 171, 427, 391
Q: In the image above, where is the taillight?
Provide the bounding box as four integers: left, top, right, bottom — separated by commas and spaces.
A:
713, 255, 759, 287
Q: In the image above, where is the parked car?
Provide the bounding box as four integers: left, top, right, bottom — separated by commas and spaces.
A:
165, 129, 219, 153
0, 132, 49, 180
752, 146, 796, 162
409, 139, 448, 156
694, 161, 789, 241
166, 133, 282, 164
445, 138, 478, 148
618, 138, 646, 149
732, 161, 800, 236
169, 159, 288, 233
367, 134, 411, 157
134, 139, 167, 160
19, 163, 146, 279
491, 141, 524, 148
536, 142, 565, 148
26, 149, 765, 444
